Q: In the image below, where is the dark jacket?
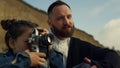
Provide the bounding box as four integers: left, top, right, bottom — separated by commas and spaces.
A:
66, 37, 120, 68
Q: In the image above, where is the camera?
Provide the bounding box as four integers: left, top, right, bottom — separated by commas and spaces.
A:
28, 28, 53, 54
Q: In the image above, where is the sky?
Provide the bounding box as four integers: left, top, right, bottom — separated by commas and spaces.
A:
23, 0, 120, 50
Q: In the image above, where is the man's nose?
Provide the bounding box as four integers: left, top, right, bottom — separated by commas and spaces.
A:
63, 17, 69, 25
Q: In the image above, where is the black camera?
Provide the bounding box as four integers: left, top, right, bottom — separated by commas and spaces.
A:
28, 28, 53, 54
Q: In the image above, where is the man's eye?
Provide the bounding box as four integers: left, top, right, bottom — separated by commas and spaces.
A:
67, 15, 72, 19
57, 17, 62, 21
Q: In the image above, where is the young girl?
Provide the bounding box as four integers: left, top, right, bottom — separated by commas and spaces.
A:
0, 19, 48, 68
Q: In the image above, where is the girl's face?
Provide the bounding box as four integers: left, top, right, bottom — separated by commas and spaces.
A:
9, 27, 32, 53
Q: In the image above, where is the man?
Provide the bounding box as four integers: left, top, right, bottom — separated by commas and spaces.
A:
47, 1, 120, 68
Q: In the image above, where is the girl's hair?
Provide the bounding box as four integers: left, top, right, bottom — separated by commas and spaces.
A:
1, 19, 38, 52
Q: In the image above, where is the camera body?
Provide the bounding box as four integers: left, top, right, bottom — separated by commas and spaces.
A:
28, 28, 53, 54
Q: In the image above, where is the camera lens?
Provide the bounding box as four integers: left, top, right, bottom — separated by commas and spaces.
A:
39, 34, 53, 46
47, 36, 52, 44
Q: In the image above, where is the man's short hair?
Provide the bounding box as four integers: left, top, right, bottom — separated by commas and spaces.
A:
47, 1, 71, 18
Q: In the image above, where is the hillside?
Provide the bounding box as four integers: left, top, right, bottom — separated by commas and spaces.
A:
0, 0, 105, 52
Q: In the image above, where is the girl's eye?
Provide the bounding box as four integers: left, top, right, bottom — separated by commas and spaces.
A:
25, 40, 28, 43
25, 40, 29, 44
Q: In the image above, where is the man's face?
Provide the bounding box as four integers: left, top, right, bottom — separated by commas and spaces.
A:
48, 5, 74, 38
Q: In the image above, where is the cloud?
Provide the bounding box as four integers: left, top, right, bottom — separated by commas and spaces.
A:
98, 18, 120, 50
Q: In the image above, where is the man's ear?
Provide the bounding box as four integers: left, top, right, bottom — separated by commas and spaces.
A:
9, 37, 15, 50
47, 19, 52, 26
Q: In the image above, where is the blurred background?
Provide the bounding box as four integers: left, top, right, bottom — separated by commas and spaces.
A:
23, 0, 120, 50
0, 0, 120, 54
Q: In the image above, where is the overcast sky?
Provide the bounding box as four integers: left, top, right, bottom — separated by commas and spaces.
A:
23, 0, 120, 50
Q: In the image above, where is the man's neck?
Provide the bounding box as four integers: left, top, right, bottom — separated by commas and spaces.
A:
56, 35, 69, 40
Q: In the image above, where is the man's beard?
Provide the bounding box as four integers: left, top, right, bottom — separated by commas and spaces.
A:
51, 24, 74, 38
